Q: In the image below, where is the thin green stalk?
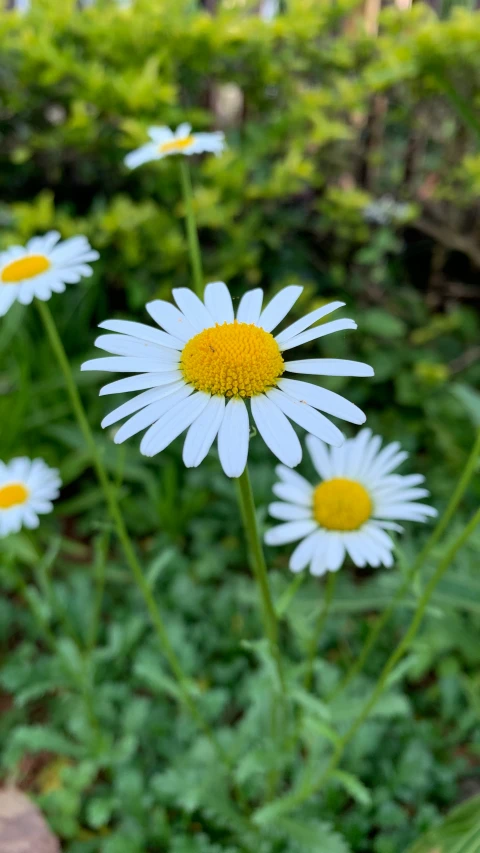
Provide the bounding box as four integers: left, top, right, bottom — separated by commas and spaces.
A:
179, 159, 204, 298
235, 466, 285, 694
304, 571, 337, 691
37, 300, 227, 761
255, 505, 480, 820
329, 427, 480, 701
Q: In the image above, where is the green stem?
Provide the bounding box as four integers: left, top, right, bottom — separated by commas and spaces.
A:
304, 571, 337, 691
329, 427, 480, 701
37, 300, 226, 761
257, 505, 480, 818
235, 466, 285, 694
179, 159, 204, 298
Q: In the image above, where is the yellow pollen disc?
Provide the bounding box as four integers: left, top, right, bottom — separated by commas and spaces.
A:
0, 482, 29, 510
181, 320, 285, 398
313, 478, 372, 531
1, 254, 51, 284
158, 136, 194, 154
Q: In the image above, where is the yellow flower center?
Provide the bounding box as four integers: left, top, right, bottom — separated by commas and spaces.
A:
0, 482, 29, 510
181, 321, 285, 398
158, 136, 194, 154
1, 255, 51, 284
313, 478, 372, 531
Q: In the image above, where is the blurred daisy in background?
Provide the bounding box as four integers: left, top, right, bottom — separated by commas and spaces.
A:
0, 232, 99, 317
125, 123, 226, 170
82, 282, 373, 478
265, 429, 437, 574
0, 458, 61, 537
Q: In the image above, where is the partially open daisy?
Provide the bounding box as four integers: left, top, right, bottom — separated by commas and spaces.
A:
125, 123, 225, 170
82, 282, 373, 478
265, 429, 437, 574
0, 231, 99, 317
0, 457, 61, 538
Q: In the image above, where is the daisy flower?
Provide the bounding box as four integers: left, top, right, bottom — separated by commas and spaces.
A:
0, 458, 61, 538
265, 429, 437, 574
0, 231, 99, 317
125, 123, 225, 170
82, 282, 373, 478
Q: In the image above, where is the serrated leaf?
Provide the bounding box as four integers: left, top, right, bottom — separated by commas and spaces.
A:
331, 770, 372, 806
406, 792, 480, 852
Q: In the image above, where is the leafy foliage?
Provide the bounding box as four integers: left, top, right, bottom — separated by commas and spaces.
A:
1, 0, 480, 851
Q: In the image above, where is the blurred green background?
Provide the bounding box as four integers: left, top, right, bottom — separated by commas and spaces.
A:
0, 1, 480, 851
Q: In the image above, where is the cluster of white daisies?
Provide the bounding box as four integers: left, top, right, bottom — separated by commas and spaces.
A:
0, 123, 437, 575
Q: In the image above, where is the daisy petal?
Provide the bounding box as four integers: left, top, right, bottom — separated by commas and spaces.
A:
81, 357, 178, 374
265, 519, 317, 546
236, 289, 263, 324
289, 530, 323, 573
183, 395, 225, 468
172, 288, 215, 331
140, 392, 210, 457
285, 359, 374, 377
204, 281, 234, 324
99, 371, 182, 396
258, 285, 303, 333
267, 389, 344, 447
217, 398, 249, 478
251, 394, 302, 468
305, 434, 333, 480
101, 382, 184, 428
268, 502, 312, 522
99, 319, 184, 350
275, 301, 346, 346
279, 318, 357, 351
279, 378, 366, 425
114, 386, 193, 444
146, 300, 197, 342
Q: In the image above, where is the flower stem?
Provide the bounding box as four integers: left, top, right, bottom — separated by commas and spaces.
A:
179, 159, 204, 298
235, 466, 286, 694
37, 300, 227, 759
329, 426, 480, 701
304, 571, 337, 691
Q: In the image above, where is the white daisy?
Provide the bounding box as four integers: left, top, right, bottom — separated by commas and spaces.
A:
125, 123, 225, 170
0, 231, 99, 317
81, 283, 373, 478
0, 457, 61, 538
265, 429, 437, 575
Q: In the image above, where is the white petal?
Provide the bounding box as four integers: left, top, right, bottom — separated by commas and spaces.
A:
146, 299, 197, 342
275, 301, 346, 345
267, 389, 344, 447
345, 429, 372, 479
94, 334, 180, 362
204, 281, 234, 324
305, 434, 333, 480
124, 143, 159, 169
355, 434, 383, 479
309, 533, 330, 576
183, 395, 225, 468
236, 289, 263, 324
279, 378, 365, 425
175, 122, 192, 138
217, 397, 249, 478
376, 503, 437, 521
101, 383, 184, 428
275, 464, 313, 496
140, 392, 210, 457
0, 287, 18, 317
147, 126, 173, 144
98, 319, 183, 350
285, 359, 374, 377
99, 371, 183, 396
172, 288, 215, 331
289, 530, 322, 573
81, 357, 178, 374
279, 318, 357, 351
258, 285, 303, 333
251, 394, 302, 467
324, 534, 345, 572
268, 502, 312, 522
343, 532, 368, 568
114, 386, 193, 444
265, 519, 317, 546
272, 482, 313, 507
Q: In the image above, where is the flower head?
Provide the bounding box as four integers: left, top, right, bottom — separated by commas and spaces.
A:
265, 429, 437, 574
0, 457, 61, 537
0, 232, 99, 317
125, 123, 225, 170
82, 282, 373, 478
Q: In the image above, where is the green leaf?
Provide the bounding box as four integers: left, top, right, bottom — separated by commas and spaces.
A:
451, 383, 480, 427
274, 817, 351, 852
331, 770, 372, 806
406, 792, 480, 852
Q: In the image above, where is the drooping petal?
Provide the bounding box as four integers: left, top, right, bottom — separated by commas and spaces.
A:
183, 395, 225, 468
251, 394, 302, 468
217, 398, 250, 478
